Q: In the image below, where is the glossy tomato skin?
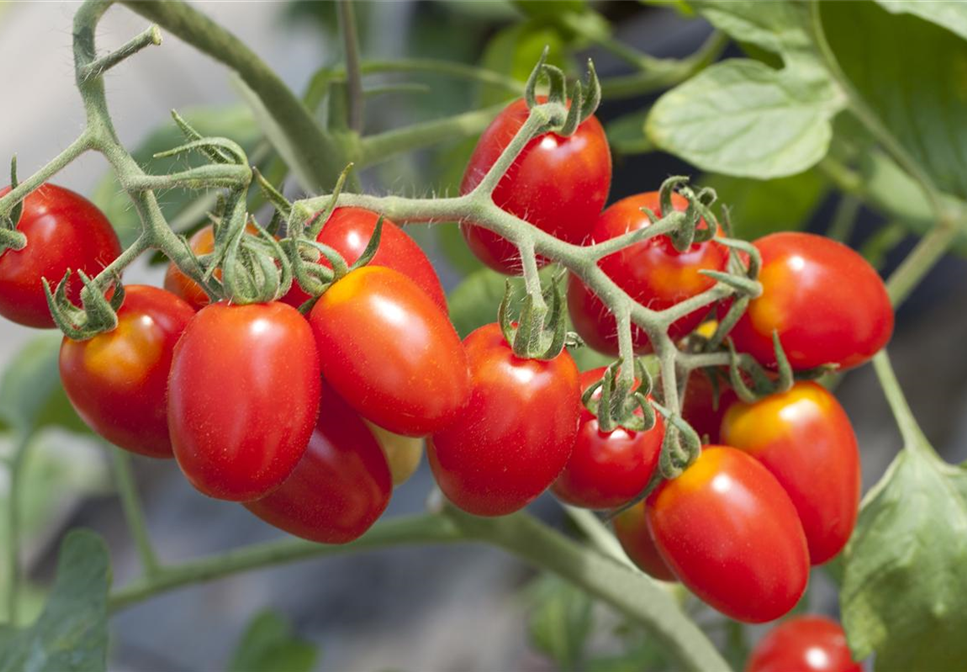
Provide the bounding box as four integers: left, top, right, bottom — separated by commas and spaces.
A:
568, 192, 728, 355
428, 323, 581, 516
647, 446, 809, 623
59, 285, 194, 458
612, 501, 677, 581
0, 184, 121, 328
310, 266, 470, 437
746, 616, 861, 672
282, 207, 447, 312
460, 98, 611, 274
681, 370, 738, 445
731, 232, 893, 371
245, 383, 392, 544
168, 301, 320, 501
721, 381, 860, 565
552, 367, 664, 509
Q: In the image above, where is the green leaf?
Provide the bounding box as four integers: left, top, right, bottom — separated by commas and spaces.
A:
527, 575, 594, 672
228, 610, 318, 672
479, 20, 569, 107
512, 0, 587, 20
694, 1, 814, 57
447, 266, 516, 338
605, 110, 654, 156
873, 0, 967, 42
841, 441, 967, 671
0, 530, 111, 672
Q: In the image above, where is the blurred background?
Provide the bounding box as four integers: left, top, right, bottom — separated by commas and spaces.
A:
1, 1, 966, 670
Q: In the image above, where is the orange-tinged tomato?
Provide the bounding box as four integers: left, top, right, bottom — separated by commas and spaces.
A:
612, 500, 677, 581
364, 420, 423, 486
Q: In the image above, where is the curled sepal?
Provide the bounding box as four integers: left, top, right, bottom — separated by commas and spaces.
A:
348, 215, 384, 271
253, 168, 292, 220
771, 331, 794, 394
707, 295, 749, 351
699, 269, 761, 297
651, 401, 702, 480
307, 163, 354, 239
171, 110, 235, 165
523, 46, 550, 109
579, 60, 601, 123
43, 270, 124, 341
500, 275, 568, 361
0, 157, 26, 253
154, 137, 248, 167
715, 236, 763, 281
724, 335, 797, 403
584, 359, 657, 434
281, 238, 334, 303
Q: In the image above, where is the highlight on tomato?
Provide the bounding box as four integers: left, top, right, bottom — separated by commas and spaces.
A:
428, 323, 581, 516
168, 301, 320, 502
612, 500, 677, 582
746, 616, 862, 672
460, 98, 611, 274
0, 183, 121, 328
59, 285, 194, 458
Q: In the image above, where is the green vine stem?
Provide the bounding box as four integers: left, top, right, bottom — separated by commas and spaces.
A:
6, 433, 30, 625
871, 351, 929, 455
111, 449, 161, 577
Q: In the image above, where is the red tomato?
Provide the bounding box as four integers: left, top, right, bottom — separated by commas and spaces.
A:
730, 232, 893, 371
612, 501, 677, 581
552, 367, 664, 509
59, 285, 194, 458
681, 369, 738, 445
245, 382, 392, 544
0, 184, 121, 328
747, 616, 862, 672
460, 98, 611, 274
428, 323, 581, 516
168, 301, 320, 501
721, 381, 860, 565
282, 207, 447, 312
310, 266, 469, 437
647, 446, 809, 623
568, 192, 728, 355
163, 223, 260, 311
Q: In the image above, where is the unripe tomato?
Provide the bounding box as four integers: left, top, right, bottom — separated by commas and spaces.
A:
730, 232, 893, 371
168, 301, 320, 501
428, 323, 581, 516
364, 420, 424, 486
681, 370, 737, 445
552, 367, 664, 509
282, 207, 447, 313
647, 446, 809, 623
245, 383, 392, 544
721, 381, 860, 565
460, 98, 611, 274
310, 266, 470, 437
612, 501, 677, 581
0, 184, 121, 328
568, 192, 728, 355
163, 223, 259, 311
59, 285, 194, 458
747, 616, 861, 672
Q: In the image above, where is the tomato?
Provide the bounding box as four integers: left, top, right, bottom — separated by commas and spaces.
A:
460, 98, 611, 274
310, 266, 469, 437
245, 382, 391, 544
364, 420, 423, 486
168, 301, 320, 501
59, 285, 194, 458
730, 232, 893, 371
0, 184, 121, 328
552, 367, 664, 509
721, 381, 860, 565
681, 369, 738, 445
568, 192, 728, 355
612, 501, 677, 581
647, 446, 809, 623
428, 323, 581, 516
747, 616, 861, 672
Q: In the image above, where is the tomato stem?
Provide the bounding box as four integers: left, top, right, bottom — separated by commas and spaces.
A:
111, 449, 162, 577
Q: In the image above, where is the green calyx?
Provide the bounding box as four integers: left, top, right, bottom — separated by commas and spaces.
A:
583, 358, 657, 434
498, 273, 573, 361
0, 156, 27, 254
524, 48, 601, 137
44, 271, 125, 341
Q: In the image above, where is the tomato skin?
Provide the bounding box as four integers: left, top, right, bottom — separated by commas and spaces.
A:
282, 207, 447, 313
746, 616, 861, 672
552, 367, 664, 509
612, 501, 677, 581
460, 98, 612, 274
0, 184, 121, 328
310, 266, 470, 437
428, 323, 581, 516
245, 383, 391, 544
731, 232, 893, 371
647, 446, 809, 623
721, 381, 860, 565
59, 285, 194, 458
364, 420, 423, 486
168, 301, 320, 501
681, 370, 738, 445
567, 192, 728, 355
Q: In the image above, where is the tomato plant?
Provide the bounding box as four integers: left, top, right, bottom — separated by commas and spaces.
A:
746, 616, 861, 672
681, 369, 738, 445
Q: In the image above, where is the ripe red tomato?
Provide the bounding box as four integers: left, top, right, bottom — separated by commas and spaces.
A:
245, 382, 392, 544
730, 232, 893, 371
681, 369, 737, 445
282, 207, 447, 312
568, 192, 728, 355
59, 285, 194, 458
460, 98, 611, 274
164, 223, 261, 311
552, 367, 664, 509
168, 301, 320, 501
0, 184, 121, 328
747, 616, 861, 672
721, 381, 860, 565
612, 501, 677, 581
428, 323, 581, 516
310, 266, 469, 437
647, 446, 809, 623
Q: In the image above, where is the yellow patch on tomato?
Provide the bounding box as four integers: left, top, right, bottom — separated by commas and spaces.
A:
81, 314, 163, 388
721, 382, 831, 453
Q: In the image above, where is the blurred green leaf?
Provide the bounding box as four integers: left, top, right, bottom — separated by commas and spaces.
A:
873, 0, 967, 41
695, 1, 814, 57
606, 110, 654, 156
513, 0, 587, 20
228, 610, 319, 672
527, 575, 594, 672
479, 20, 569, 106
447, 266, 514, 338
